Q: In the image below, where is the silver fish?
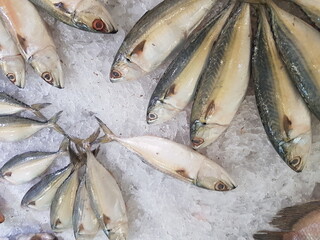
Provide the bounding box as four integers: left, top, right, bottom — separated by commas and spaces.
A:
190, 2, 251, 149
0, 137, 69, 184
291, 0, 320, 27
147, 2, 235, 125
21, 164, 73, 210
29, 0, 117, 33
16, 233, 58, 240
110, 0, 218, 82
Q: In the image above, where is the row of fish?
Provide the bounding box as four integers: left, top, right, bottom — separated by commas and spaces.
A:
0, 0, 117, 88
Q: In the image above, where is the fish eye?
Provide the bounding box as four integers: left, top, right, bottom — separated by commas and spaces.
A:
110, 69, 122, 79
6, 73, 16, 83
191, 137, 204, 147
290, 156, 301, 167
41, 72, 53, 83
148, 112, 158, 121
214, 181, 228, 191
92, 19, 105, 31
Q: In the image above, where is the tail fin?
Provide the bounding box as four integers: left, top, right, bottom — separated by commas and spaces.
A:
58, 137, 69, 153
48, 111, 66, 136
30, 103, 51, 119
95, 117, 116, 143
70, 128, 101, 152
253, 231, 286, 240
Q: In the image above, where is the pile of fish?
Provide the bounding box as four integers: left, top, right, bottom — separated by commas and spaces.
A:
110, 0, 320, 172
0, 0, 117, 88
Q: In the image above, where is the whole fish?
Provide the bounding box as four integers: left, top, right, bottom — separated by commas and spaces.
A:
0, 20, 25, 88
0, 137, 69, 184
254, 201, 320, 240
21, 164, 73, 210
290, 0, 320, 27
147, 2, 235, 125
267, 0, 320, 121
29, 0, 117, 33
0, 1, 63, 88
96, 117, 236, 191
86, 150, 128, 240
16, 233, 58, 240
73, 176, 99, 240
110, 0, 218, 82
190, 2, 251, 150
0, 111, 65, 142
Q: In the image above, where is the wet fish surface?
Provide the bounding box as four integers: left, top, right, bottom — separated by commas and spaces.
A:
291, 0, 320, 27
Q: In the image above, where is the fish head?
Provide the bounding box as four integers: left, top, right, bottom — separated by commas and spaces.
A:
146, 98, 179, 124
73, 2, 117, 33
109, 223, 128, 240
0, 56, 25, 88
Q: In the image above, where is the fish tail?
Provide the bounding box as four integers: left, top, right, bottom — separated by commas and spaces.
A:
95, 117, 116, 143
253, 231, 287, 240
70, 128, 101, 152
48, 111, 66, 136
30, 103, 51, 119
58, 137, 69, 153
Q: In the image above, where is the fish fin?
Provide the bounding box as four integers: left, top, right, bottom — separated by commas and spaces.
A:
70, 128, 101, 152
271, 201, 320, 230
283, 115, 293, 138
253, 231, 286, 240
130, 40, 146, 56
92, 146, 100, 156
165, 84, 176, 98
205, 101, 215, 119
95, 117, 116, 143
58, 137, 69, 153
48, 111, 67, 136
30, 103, 51, 119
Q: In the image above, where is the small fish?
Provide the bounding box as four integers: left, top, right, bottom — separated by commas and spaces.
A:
0, 111, 65, 142
21, 164, 73, 210
290, 0, 320, 27
110, 0, 218, 82
96, 117, 236, 191
190, 2, 251, 149
146, 2, 235, 125
16, 233, 58, 240
29, 0, 117, 33
0, 137, 69, 184
86, 150, 128, 240
254, 201, 320, 240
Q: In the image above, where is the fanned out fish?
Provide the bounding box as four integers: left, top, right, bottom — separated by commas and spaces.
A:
0, 111, 65, 142
21, 164, 73, 210
267, 0, 320, 121
253, 6, 312, 172
96, 117, 236, 191
290, 0, 320, 27
29, 0, 117, 33
0, 1, 64, 88
0, 20, 25, 88
16, 233, 58, 240
146, 1, 235, 125
0, 137, 69, 184
73, 174, 100, 240
110, 0, 218, 82
190, 2, 251, 150
253, 201, 320, 240
85, 150, 128, 240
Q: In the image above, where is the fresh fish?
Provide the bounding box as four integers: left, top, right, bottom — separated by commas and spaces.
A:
0, 111, 65, 142
0, 137, 69, 184
29, 0, 117, 33
96, 117, 236, 191
50, 167, 79, 232
16, 233, 58, 240
0, 210, 4, 223
85, 150, 128, 240
0, 1, 64, 88
147, 2, 235, 125
254, 201, 320, 240
73, 175, 99, 240
291, 0, 320, 27
0, 20, 25, 87
21, 164, 73, 210
190, 2, 251, 150
267, 0, 320, 121
110, 0, 218, 82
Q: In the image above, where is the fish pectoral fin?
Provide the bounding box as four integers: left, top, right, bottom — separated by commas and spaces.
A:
130, 40, 146, 57
164, 84, 177, 98
204, 101, 216, 120
283, 115, 293, 138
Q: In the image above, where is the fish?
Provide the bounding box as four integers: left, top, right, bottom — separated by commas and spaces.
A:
146, 2, 235, 125
21, 164, 73, 210
29, 0, 117, 33
50, 167, 79, 232
0, 111, 65, 142
96, 117, 236, 191
253, 201, 320, 240
0, 137, 69, 184
267, 0, 320, 121
0, 20, 25, 88
16, 233, 58, 240
85, 150, 128, 240
0, 1, 64, 88
290, 0, 320, 27
110, 0, 218, 82
190, 2, 251, 150
73, 174, 100, 240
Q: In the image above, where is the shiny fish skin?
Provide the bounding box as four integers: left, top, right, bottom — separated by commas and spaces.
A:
29, 0, 117, 33
147, 2, 234, 125
190, 3, 251, 150
291, 0, 320, 27
21, 164, 73, 210
0, 20, 25, 87
267, 0, 320, 121
86, 151, 128, 240
110, 0, 217, 82
0, 1, 63, 88
253, 6, 311, 172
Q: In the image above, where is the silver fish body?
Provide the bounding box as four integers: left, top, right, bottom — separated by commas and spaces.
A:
291, 0, 320, 27
190, 2, 251, 149
110, 0, 218, 82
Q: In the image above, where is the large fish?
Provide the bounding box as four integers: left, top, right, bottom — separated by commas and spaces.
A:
96, 117, 236, 191
0, 1, 64, 88
29, 0, 117, 33
267, 0, 320, 121
290, 0, 320, 27
146, 2, 235, 125
110, 0, 218, 82
190, 2, 251, 150
254, 201, 320, 240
